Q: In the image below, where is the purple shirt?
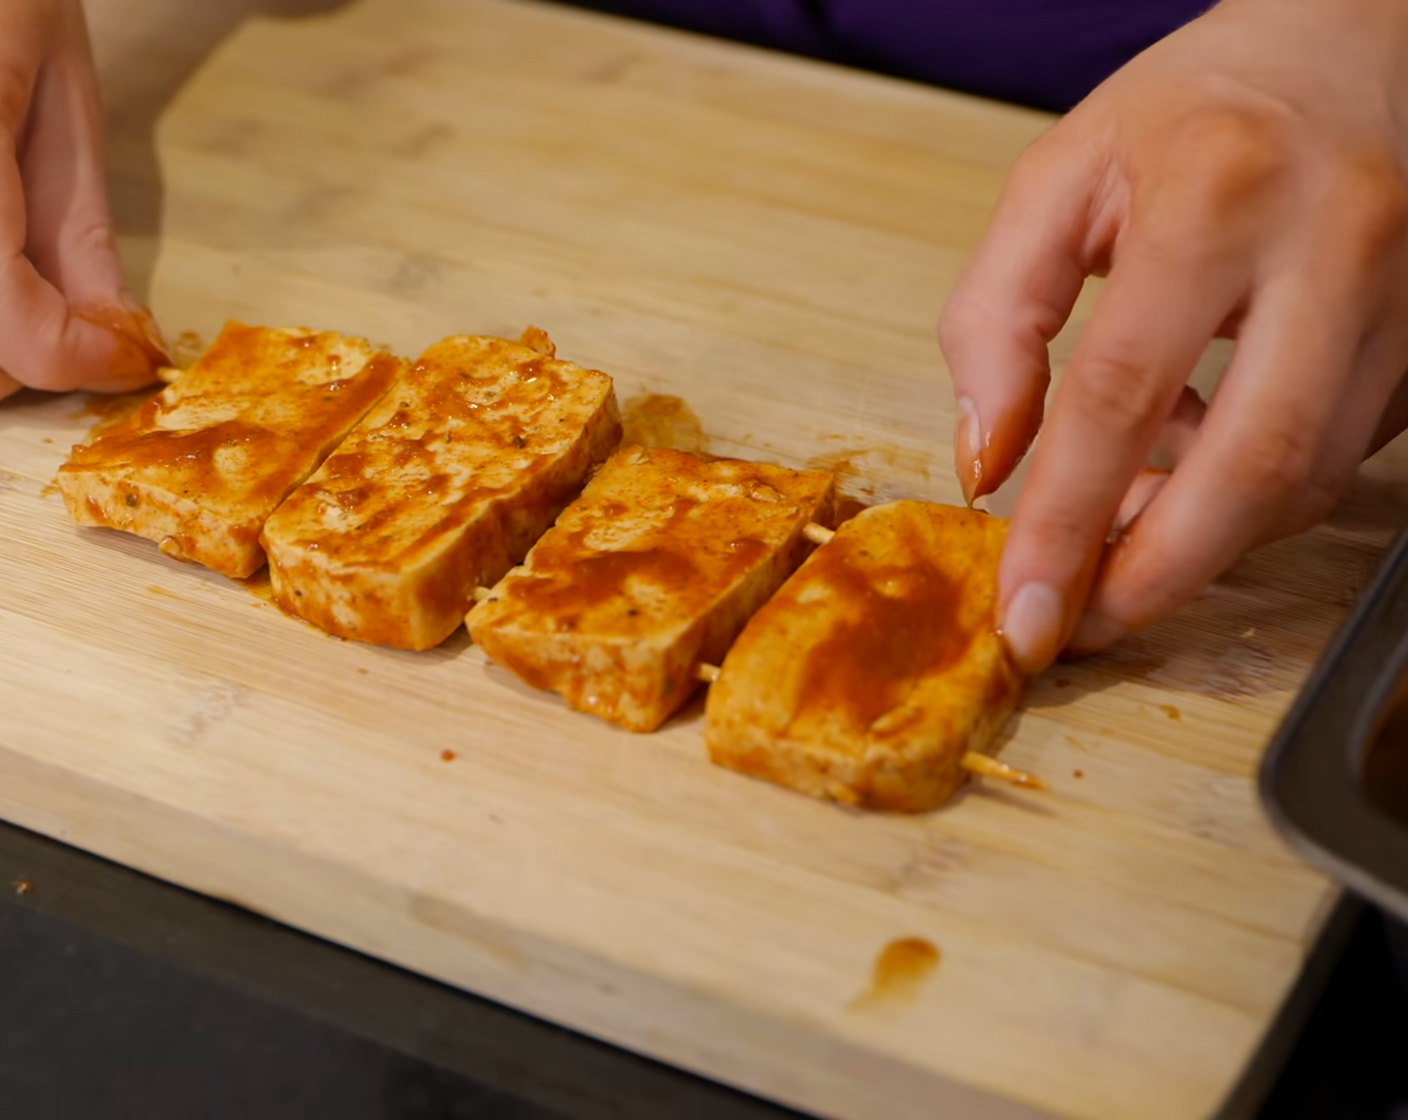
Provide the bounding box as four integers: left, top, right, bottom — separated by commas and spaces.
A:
571, 1, 1211, 111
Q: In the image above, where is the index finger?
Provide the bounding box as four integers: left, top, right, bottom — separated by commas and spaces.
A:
939, 134, 1093, 504
998, 232, 1248, 672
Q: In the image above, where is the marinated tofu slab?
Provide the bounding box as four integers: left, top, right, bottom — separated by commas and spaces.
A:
705, 501, 1024, 812
260, 334, 621, 650
469, 446, 835, 732
58, 322, 402, 579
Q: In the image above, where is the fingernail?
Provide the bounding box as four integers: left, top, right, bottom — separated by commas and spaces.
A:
1068, 612, 1127, 656
1000, 581, 1066, 674
954, 396, 983, 506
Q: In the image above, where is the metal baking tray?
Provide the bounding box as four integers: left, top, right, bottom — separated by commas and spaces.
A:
1260, 524, 1408, 926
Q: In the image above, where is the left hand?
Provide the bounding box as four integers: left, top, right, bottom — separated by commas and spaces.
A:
0, 0, 167, 404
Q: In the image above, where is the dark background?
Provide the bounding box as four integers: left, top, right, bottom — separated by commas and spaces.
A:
0, 820, 1405, 1120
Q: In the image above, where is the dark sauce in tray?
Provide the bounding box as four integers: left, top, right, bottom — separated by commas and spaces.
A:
1364, 680, 1408, 824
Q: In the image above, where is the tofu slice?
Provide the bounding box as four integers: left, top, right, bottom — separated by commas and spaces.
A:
57, 321, 402, 579
260, 333, 621, 650
704, 501, 1024, 812
468, 446, 835, 732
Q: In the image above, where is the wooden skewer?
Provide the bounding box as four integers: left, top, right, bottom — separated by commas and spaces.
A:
959, 752, 1048, 791
155, 365, 184, 385
802, 522, 835, 546
693, 660, 1045, 791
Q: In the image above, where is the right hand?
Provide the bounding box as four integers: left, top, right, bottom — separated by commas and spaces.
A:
939, 0, 1408, 673
0, 0, 167, 404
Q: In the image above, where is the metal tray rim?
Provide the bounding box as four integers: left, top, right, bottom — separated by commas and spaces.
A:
1259, 520, 1408, 925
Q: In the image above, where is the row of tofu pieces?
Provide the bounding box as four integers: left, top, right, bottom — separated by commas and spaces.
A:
58, 322, 1021, 812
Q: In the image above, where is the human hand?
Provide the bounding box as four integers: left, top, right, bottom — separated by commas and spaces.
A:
0, 0, 167, 404
939, 0, 1408, 673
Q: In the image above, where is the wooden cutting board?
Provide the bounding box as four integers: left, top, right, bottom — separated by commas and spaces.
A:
5, 1, 1406, 1116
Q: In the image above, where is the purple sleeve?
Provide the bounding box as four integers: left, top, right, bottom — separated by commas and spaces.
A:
570, 0, 1212, 111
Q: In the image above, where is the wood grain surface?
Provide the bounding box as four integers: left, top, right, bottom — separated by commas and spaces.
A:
6, 2, 1408, 1117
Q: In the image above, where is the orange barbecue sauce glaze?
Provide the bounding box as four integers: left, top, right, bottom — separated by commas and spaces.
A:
505, 496, 717, 620
261, 336, 621, 648
80, 419, 269, 502
493, 460, 779, 644
285, 343, 578, 568
62, 324, 399, 523
790, 526, 976, 736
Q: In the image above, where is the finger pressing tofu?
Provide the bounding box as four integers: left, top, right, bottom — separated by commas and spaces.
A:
468, 446, 835, 733
57, 321, 402, 579
260, 333, 621, 651
704, 501, 1024, 813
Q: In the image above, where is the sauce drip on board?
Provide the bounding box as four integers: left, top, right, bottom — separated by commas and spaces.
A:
850, 937, 941, 1010
620, 393, 710, 457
